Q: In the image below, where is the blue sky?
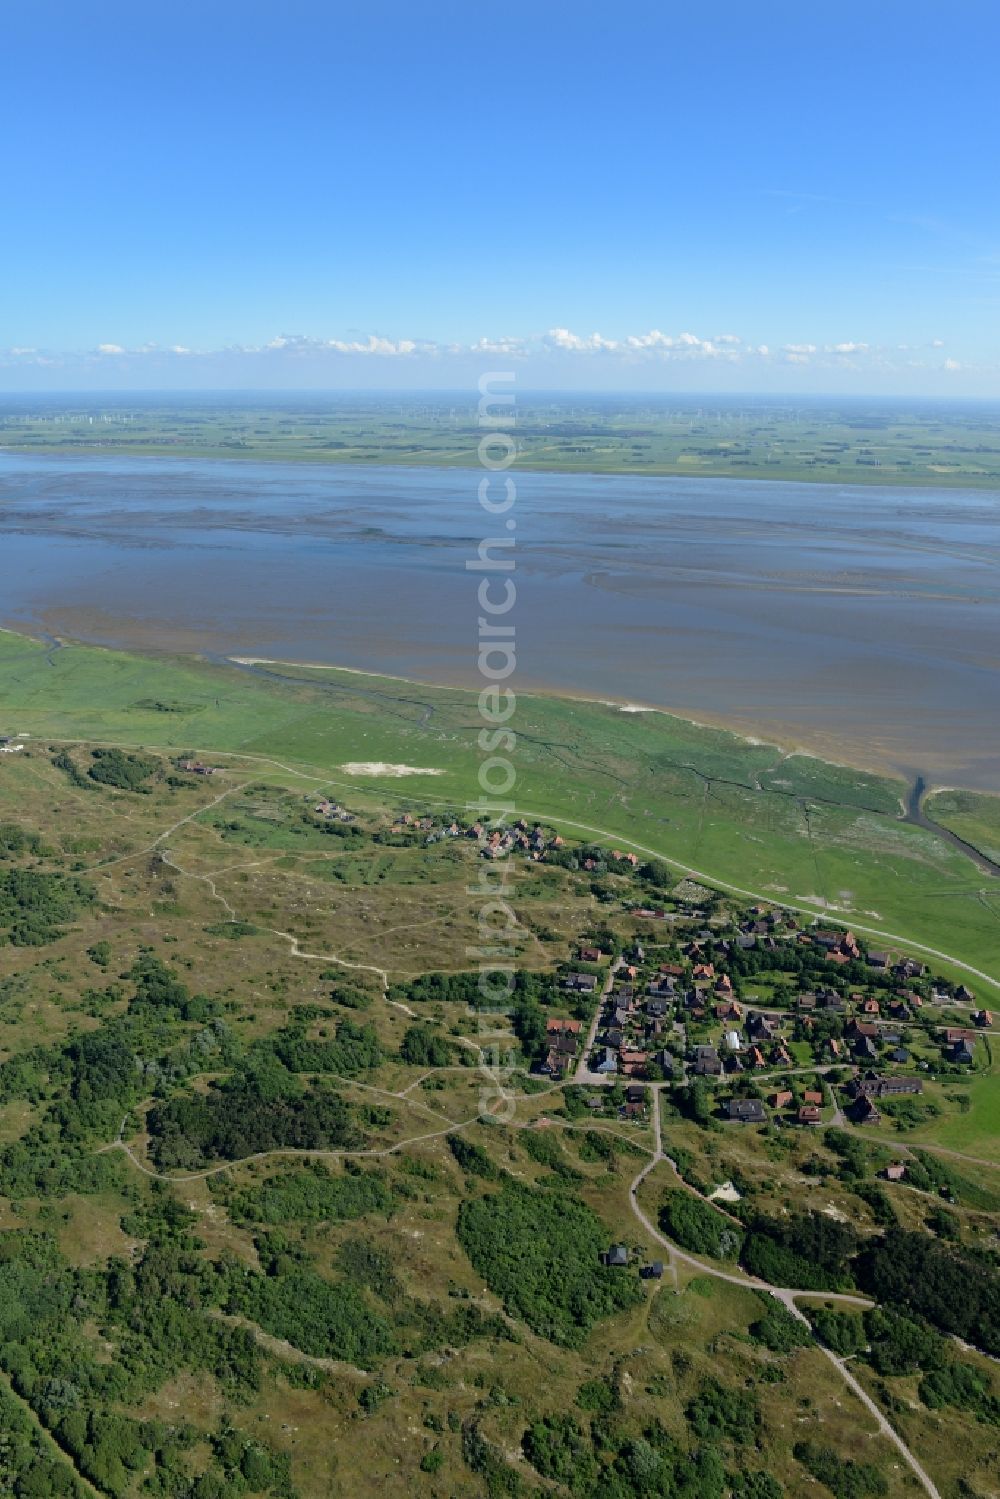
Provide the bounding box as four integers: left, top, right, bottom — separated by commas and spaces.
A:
2, 0, 998, 393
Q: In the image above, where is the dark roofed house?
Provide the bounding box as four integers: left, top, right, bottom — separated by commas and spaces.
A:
797, 1105, 822, 1126
889, 1047, 910, 1064
727, 1097, 766, 1124
563, 972, 598, 994
692, 1045, 722, 1076
641, 1260, 664, 1280
951, 1039, 975, 1065
850, 1072, 922, 1100
605, 1245, 629, 1268
896, 958, 925, 980
851, 1095, 882, 1125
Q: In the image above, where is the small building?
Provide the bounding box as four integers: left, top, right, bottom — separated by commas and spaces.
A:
802, 1089, 823, 1106
850, 1071, 923, 1100
605, 1245, 629, 1268
546, 1018, 583, 1037
727, 1098, 766, 1124
851, 1095, 882, 1125
797, 1105, 822, 1126
768, 1089, 793, 1109
692, 1046, 722, 1076
641, 1261, 664, 1280
883, 1163, 907, 1182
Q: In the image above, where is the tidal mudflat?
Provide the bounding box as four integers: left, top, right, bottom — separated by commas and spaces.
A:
1, 451, 999, 788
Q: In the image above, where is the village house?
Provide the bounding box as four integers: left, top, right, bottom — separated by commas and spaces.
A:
797, 1105, 822, 1125
546, 1019, 582, 1040
562, 972, 598, 994
727, 1098, 766, 1124
850, 1072, 923, 1100
747, 1014, 775, 1041
802, 1089, 823, 1106
851, 1095, 882, 1125
896, 957, 925, 980
768, 1089, 793, 1109
579, 946, 604, 964
883, 1163, 907, 1182
692, 1045, 722, 1076
620, 1048, 649, 1078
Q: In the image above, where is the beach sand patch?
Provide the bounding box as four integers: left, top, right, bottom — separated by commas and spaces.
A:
339, 762, 445, 777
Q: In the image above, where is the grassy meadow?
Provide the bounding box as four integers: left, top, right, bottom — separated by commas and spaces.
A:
2, 628, 1000, 998
4, 394, 1000, 486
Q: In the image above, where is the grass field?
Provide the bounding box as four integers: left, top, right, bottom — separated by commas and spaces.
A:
3, 628, 1000, 999
4, 392, 1000, 486
0, 638, 997, 1498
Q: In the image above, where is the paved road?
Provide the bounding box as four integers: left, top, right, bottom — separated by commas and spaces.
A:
574, 957, 623, 1084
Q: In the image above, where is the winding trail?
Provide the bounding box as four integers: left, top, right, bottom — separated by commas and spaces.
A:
626, 1089, 942, 1499
43, 733, 1000, 996
48, 735, 977, 1494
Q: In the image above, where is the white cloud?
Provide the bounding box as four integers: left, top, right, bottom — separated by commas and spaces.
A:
544, 327, 621, 353
2, 329, 980, 385
470, 335, 529, 357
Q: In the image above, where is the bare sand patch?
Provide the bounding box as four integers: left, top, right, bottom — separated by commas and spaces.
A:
339, 761, 445, 777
